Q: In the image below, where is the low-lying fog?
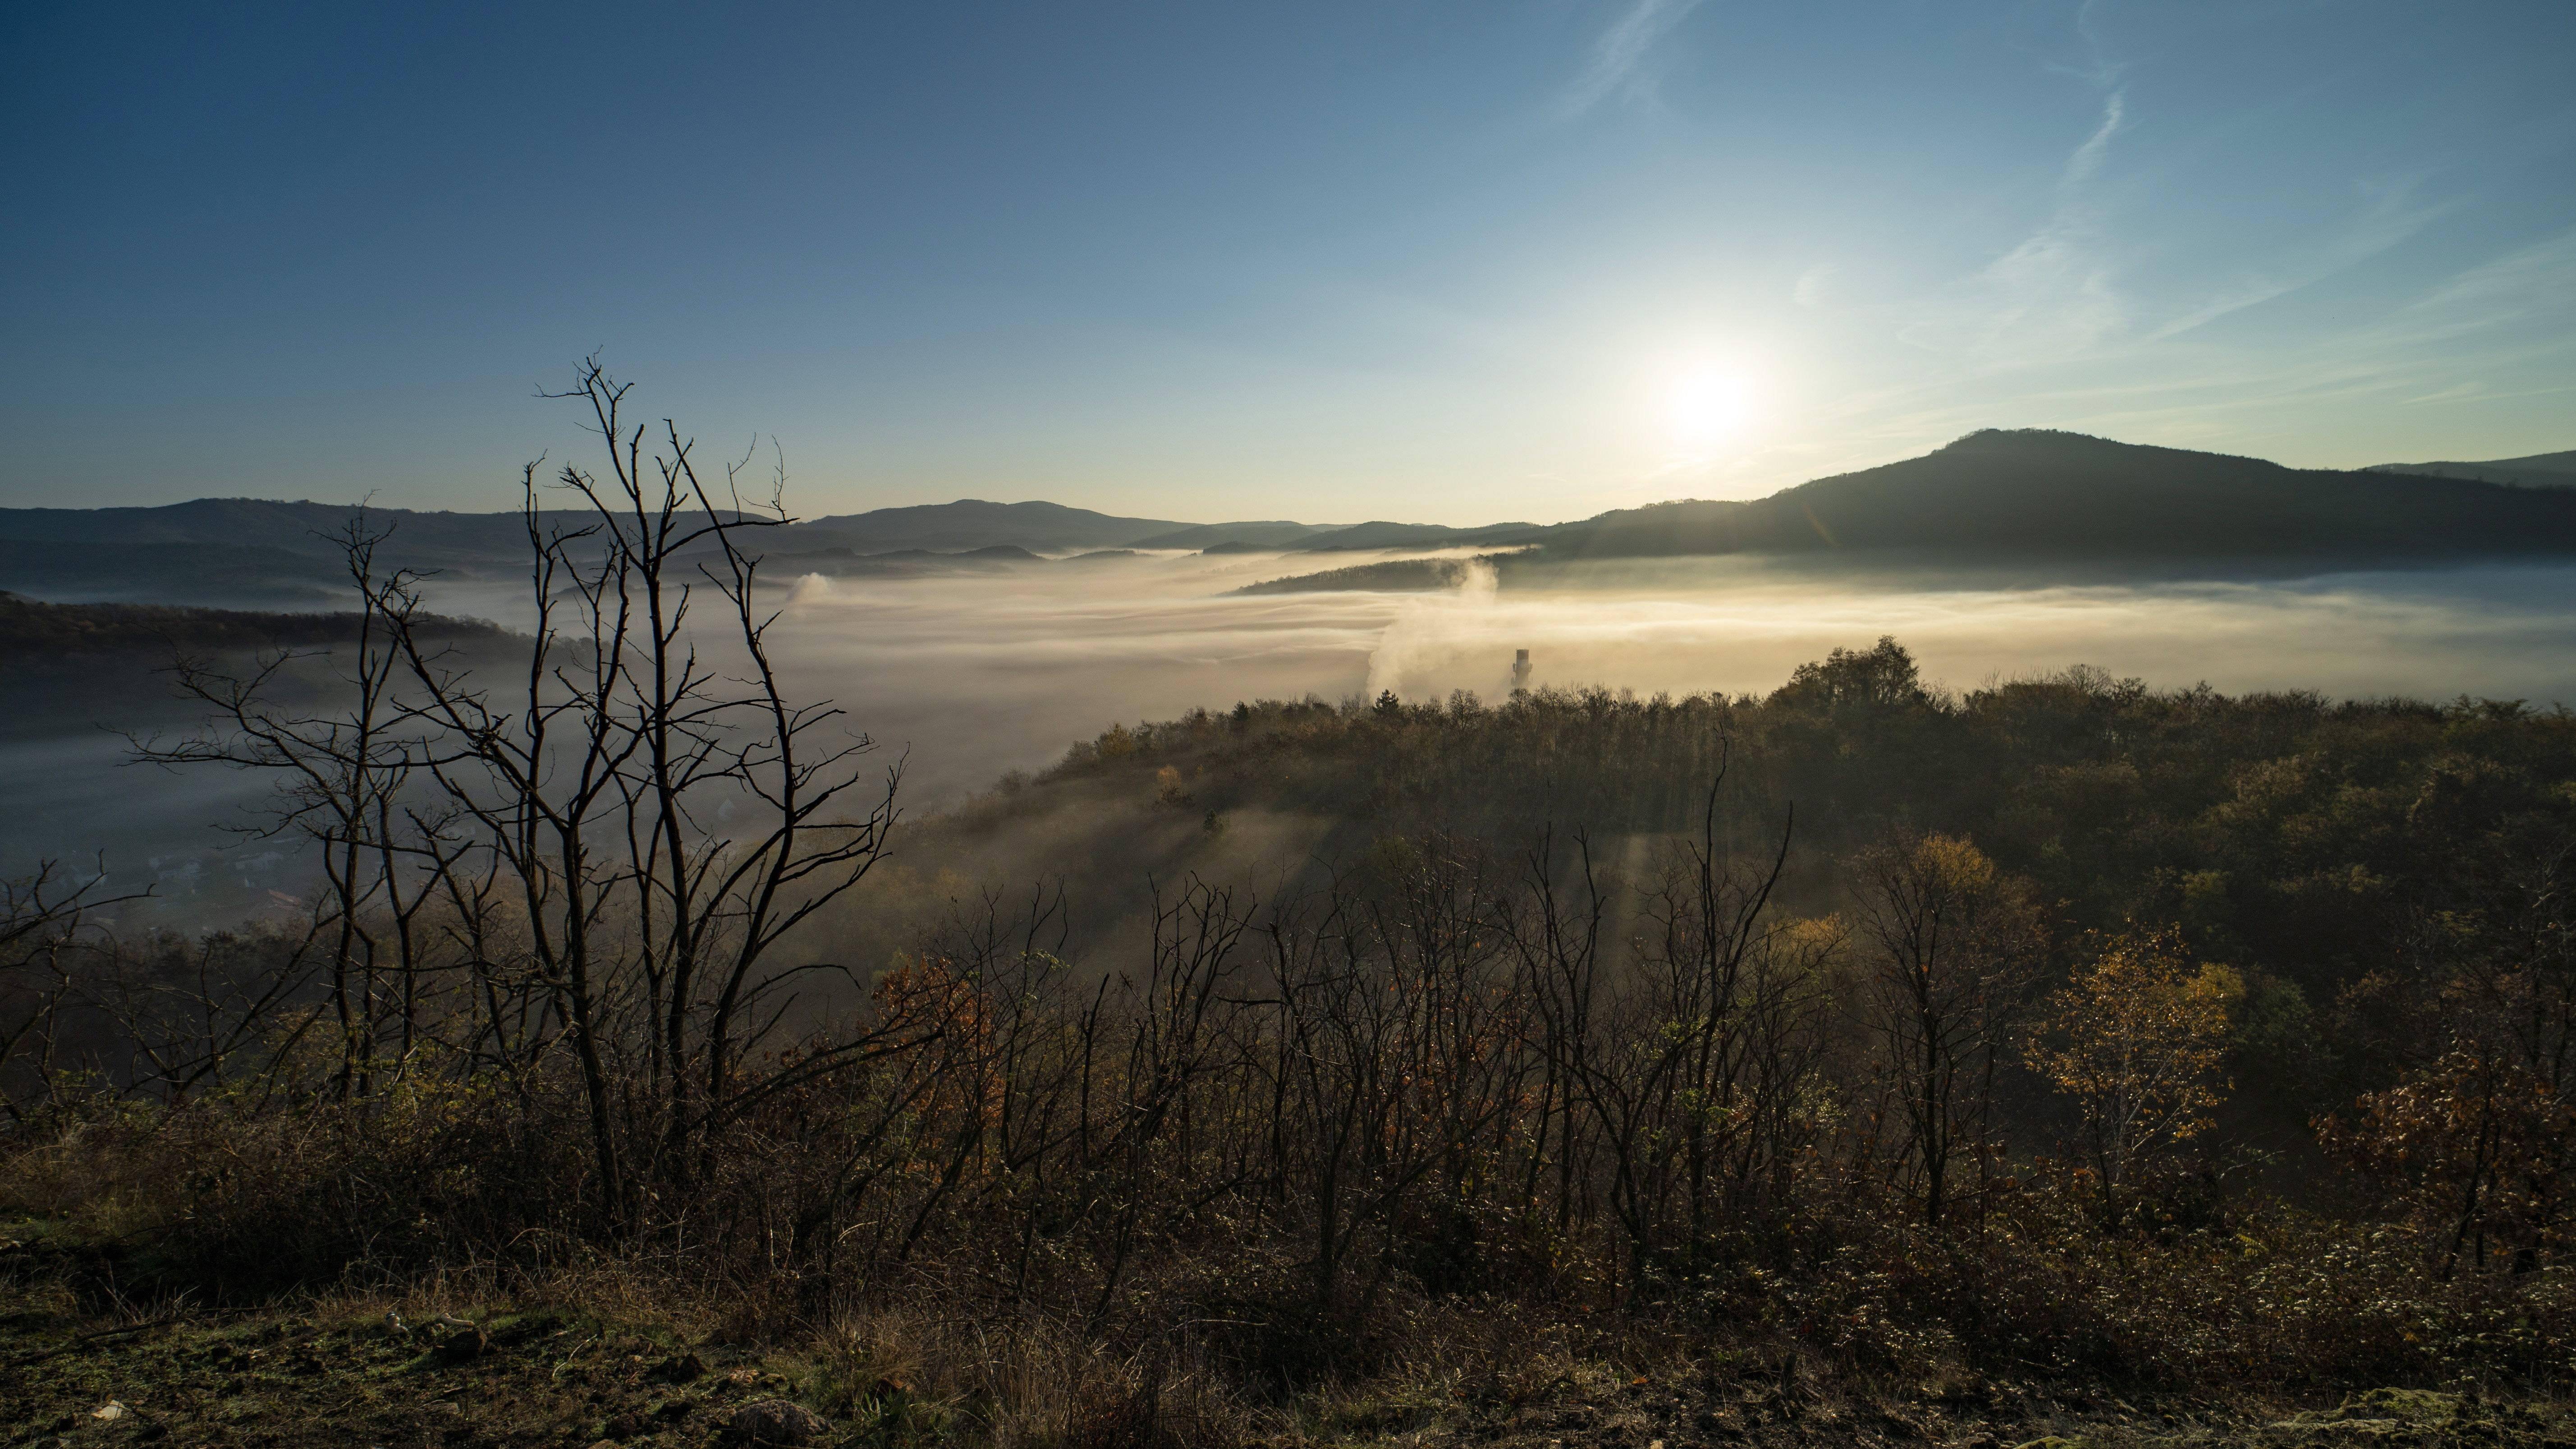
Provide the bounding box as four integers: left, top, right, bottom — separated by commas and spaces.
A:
18, 546, 2576, 917
760, 549, 2576, 805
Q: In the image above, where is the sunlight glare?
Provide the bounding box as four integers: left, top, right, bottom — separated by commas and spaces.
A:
1665, 363, 1756, 451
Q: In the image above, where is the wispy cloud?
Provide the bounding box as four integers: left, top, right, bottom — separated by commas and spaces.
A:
1796, 221, 2576, 481
2143, 176, 2455, 343
1953, 212, 2131, 360
2060, 89, 2125, 188
2397, 225, 2576, 334
1559, 0, 1708, 118
1893, 47, 2134, 365
1903, 41, 2448, 373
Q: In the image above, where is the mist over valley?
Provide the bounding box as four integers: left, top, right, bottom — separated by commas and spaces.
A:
14, 429, 2576, 926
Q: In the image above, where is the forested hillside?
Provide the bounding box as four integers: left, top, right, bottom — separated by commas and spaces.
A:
0, 590, 513, 662
987, 638, 2576, 1131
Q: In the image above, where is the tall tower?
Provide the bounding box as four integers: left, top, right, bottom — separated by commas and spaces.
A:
1509, 648, 1531, 692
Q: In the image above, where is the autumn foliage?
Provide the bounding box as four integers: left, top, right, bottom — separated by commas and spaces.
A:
2024, 926, 2237, 1205
13, 390, 2576, 1419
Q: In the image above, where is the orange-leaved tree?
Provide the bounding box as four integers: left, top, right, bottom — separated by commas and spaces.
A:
2322, 1047, 2576, 1281
2024, 925, 2237, 1207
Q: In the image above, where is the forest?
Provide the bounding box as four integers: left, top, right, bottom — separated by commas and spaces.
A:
7, 376, 2576, 1448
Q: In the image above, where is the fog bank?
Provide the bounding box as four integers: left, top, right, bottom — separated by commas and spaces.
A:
15, 548, 2576, 916
758, 551, 2576, 811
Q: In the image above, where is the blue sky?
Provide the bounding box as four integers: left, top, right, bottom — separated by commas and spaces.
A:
4, 0, 2571, 523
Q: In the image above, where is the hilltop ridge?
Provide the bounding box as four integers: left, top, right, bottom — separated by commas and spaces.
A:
12, 429, 2576, 604
2368, 447, 2576, 489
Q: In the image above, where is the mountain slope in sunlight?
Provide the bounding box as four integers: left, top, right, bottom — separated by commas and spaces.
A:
1540, 429, 2576, 562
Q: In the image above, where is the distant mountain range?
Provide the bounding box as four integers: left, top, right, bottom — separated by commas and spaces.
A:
793, 499, 1193, 552
2367, 449, 2576, 490
0, 497, 1350, 604
6, 431, 2573, 605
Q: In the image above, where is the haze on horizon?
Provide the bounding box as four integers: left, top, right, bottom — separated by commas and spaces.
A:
5, 0, 2572, 526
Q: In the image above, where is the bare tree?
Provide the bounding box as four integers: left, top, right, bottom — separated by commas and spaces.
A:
1856, 831, 2042, 1228
1636, 758, 1826, 1246
366, 359, 902, 1229
0, 860, 143, 1125
129, 359, 905, 1236
136, 519, 471, 1098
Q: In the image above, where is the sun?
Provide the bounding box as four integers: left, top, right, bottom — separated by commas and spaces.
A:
1666, 363, 1755, 450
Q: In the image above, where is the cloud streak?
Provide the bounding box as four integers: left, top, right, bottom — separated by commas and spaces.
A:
1891, 53, 2136, 367
2060, 88, 2126, 188
1560, 0, 1708, 117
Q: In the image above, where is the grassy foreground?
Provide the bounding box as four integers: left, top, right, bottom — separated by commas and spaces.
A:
8, 1218, 2570, 1449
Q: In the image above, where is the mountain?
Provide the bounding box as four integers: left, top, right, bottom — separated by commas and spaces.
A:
0, 497, 1182, 605
0, 538, 351, 604
2367, 449, 2576, 489
0, 498, 572, 562
1292, 519, 1546, 552
18, 431, 2576, 606
792, 499, 1187, 553
1128, 520, 1343, 550
0, 498, 657, 604
1529, 430, 2576, 563
753, 544, 1044, 578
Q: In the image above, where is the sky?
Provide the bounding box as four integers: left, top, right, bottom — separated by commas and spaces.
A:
4, 0, 2572, 525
